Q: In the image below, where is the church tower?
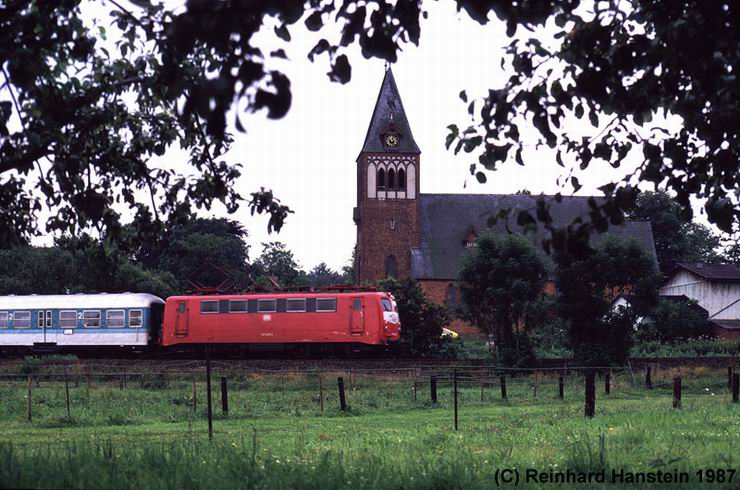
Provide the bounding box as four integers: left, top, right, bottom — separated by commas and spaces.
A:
354, 67, 421, 283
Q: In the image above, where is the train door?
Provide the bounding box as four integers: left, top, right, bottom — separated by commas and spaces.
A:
44, 310, 52, 343
350, 297, 364, 335
174, 301, 189, 337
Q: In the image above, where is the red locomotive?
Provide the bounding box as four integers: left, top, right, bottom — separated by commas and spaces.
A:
161, 291, 401, 348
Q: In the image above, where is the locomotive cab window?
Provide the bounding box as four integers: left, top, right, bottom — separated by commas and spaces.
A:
381, 298, 394, 311
316, 298, 336, 312
200, 300, 219, 314
82, 310, 101, 328
257, 299, 277, 313
14, 311, 31, 328
229, 300, 248, 313
60, 310, 77, 328
129, 309, 143, 327
0, 311, 8, 328
286, 298, 306, 312
106, 310, 125, 328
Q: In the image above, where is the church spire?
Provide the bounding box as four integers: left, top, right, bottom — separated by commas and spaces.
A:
359, 67, 420, 154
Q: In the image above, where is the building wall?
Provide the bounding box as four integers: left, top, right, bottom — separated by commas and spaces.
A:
660, 270, 740, 320
711, 325, 740, 340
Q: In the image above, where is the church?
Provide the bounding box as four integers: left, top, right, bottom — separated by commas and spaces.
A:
353, 68, 658, 335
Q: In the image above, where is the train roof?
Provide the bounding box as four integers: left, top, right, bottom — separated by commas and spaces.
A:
0, 293, 165, 310
168, 291, 392, 301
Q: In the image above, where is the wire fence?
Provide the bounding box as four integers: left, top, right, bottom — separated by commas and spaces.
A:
0, 359, 737, 436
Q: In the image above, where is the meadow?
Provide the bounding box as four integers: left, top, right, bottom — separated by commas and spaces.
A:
0, 366, 737, 489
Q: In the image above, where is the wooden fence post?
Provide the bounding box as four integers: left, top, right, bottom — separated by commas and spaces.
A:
413, 379, 417, 401
64, 370, 71, 418
430, 376, 438, 404
206, 352, 213, 440
645, 367, 652, 389
558, 376, 564, 399
500, 375, 507, 400
318, 374, 324, 412
337, 377, 347, 411
732, 373, 739, 404
480, 382, 485, 402
673, 377, 682, 409
584, 373, 596, 418
729, 367, 734, 391
605, 370, 611, 395
221, 377, 229, 415
192, 377, 197, 414
453, 369, 458, 431
27, 375, 33, 422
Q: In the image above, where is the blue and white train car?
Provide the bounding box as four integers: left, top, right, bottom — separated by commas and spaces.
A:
0, 293, 165, 349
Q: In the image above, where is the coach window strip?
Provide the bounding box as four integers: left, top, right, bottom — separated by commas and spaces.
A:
14, 311, 31, 328
286, 298, 307, 312
200, 300, 219, 314
106, 310, 125, 328
316, 298, 337, 312
60, 310, 77, 328
129, 310, 143, 327
82, 310, 101, 328
257, 299, 277, 313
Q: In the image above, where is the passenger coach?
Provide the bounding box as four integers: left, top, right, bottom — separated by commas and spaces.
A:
0, 293, 164, 350
161, 292, 401, 347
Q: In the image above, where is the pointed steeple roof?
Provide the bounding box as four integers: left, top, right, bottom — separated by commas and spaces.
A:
359, 67, 420, 154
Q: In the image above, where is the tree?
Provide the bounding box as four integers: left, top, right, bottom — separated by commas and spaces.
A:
458, 233, 547, 366
153, 218, 252, 292
252, 242, 305, 289
627, 191, 721, 273
5, 2, 739, 247
1, 1, 292, 243
636, 298, 711, 343
724, 239, 740, 265
555, 238, 661, 366
305, 262, 344, 287
378, 277, 450, 356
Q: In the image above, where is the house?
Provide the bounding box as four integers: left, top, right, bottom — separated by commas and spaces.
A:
659, 263, 740, 339
353, 67, 658, 336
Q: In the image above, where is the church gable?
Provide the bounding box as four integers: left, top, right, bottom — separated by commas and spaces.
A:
411, 194, 658, 280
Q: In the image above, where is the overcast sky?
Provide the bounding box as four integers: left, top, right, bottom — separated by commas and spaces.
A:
33, 2, 721, 271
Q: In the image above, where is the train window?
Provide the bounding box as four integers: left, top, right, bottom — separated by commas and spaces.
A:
352, 299, 362, 310
0, 312, 8, 328
46, 310, 52, 328
60, 310, 77, 328
14, 311, 31, 328
381, 299, 393, 311
229, 300, 248, 313
129, 310, 143, 327
286, 298, 306, 312
257, 299, 277, 313
316, 298, 337, 312
178, 302, 186, 313
83, 310, 101, 328
106, 310, 125, 328
200, 300, 219, 314
38, 311, 44, 328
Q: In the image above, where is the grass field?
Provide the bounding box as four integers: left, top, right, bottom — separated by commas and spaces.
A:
0, 367, 737, 489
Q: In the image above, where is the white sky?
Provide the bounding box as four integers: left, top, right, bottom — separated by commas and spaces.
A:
18, 1, 731, 270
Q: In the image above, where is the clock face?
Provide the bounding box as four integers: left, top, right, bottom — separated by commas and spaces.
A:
385, 134, 399, 147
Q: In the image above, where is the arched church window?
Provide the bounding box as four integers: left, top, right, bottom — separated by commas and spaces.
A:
398, 168, 406, 190
387, 169, 396, 190
384, 255, 397, 278
377, 168, 385, 190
